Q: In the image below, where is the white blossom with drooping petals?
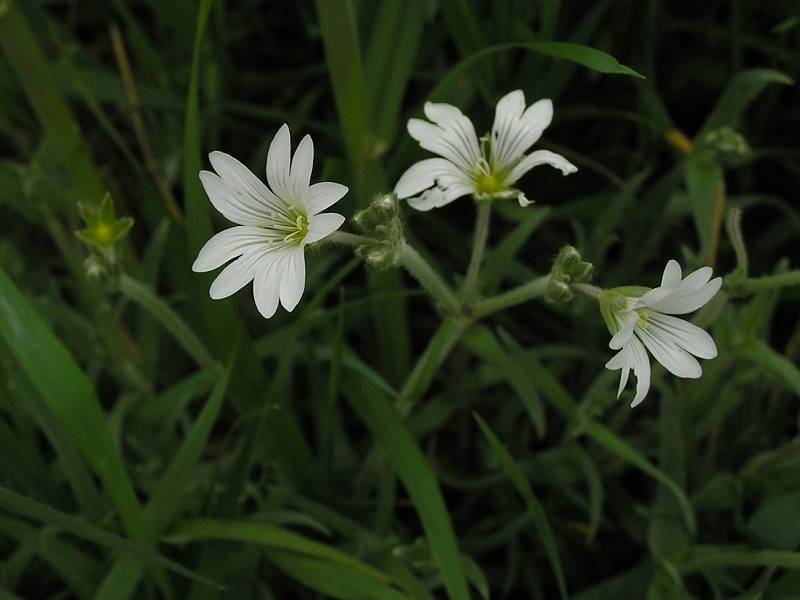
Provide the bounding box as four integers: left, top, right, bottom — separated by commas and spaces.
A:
394, 89, 577, 211
192, 124, 347, 318
603, 260, 722, 407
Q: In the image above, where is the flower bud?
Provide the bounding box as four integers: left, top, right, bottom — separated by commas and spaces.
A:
353, 193, 404, 270
703, 127, 750, 167
546, 245, 594, 303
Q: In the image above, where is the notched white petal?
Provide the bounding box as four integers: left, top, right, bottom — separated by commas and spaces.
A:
290, 134, 314, 196
192, 226, 267, 272
661, 260, 682, 287
266, 123, 292, 197
279, 249, 306, 311
305, 212, 345, 244
305, 182, 348, 216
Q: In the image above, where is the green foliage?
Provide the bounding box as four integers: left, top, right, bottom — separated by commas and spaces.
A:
0, 1, 798, 599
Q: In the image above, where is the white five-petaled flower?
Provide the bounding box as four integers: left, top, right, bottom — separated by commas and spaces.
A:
394, 89, 577, 211
192, 124, 347, 319
602, 260, 722, 407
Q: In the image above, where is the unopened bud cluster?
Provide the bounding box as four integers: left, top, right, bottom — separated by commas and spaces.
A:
545, 245, 594, 303
353, 194, 405, 269
703, 127, 750, 167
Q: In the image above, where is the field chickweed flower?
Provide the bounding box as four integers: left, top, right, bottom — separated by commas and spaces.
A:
192, 125, 347, 318
394, 90, 577, 211
600, 260, 722, 407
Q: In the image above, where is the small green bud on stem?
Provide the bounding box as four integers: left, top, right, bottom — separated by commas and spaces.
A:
353, 193, 405, 269
546, 245, 594, 303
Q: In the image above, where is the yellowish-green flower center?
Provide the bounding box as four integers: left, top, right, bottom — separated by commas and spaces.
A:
282, 208, 308, 246
95, 222, 114, 245
475, 172, 504, 195
636, 309, 651, 329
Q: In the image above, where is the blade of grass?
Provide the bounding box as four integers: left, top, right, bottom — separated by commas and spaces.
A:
343, 373, 470, 600
0, 486, 220, 590
474, 413, 568, 598
0, 267, 150, 544
0, 0, 105, 201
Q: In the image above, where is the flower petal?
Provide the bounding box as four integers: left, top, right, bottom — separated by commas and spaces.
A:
407, 103, 480, 172
636, 326, 702, 378
506, 149, 577, 185
266, 124, 292, 199
209, 151, 284, 213
305, 182, 348, 216
609, 310, 637, 350
406, 184, 472, 211
649, 312, 718, 359
679, 266, 714, 293
491, 93, 553, 169
394, 158, 466, 199
192, 226, 269, 272
629, 336, 652, 407
305, 212, 345, 244
279, 248, 306, 311
208, 248, 271, 299
645, 277, 722, 315
199, 171, 265, 226
661, 260, 682, 287
252, 252, 285, 319
290, 134, 314, 197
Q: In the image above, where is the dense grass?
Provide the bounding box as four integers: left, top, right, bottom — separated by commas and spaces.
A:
1, 1, 799, 598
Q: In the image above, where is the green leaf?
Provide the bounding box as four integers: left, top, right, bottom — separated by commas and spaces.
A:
682, 545, 800, 573
0, 486, 219, 590
173, 518, 405, 599
737, 337, 800, 396
183, 0, 216, 253
146, 364, 232, 532
699, 68, 793, 137
474, 413, 568, 599
0, 267, 150, 544
365, 0, 428, 145
343, 373, 470, 600
583, 421, 696, 534
464, 326, 546, 438
429, 41, 643, 103
265, 550, 408, 600
749, 491, 800, 550
685, 149, 723, 260
482, 207, 551, 292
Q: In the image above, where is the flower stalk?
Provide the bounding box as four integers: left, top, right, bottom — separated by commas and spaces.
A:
471, 276, 549, 318
461, 201, 492, 306
400, 243, 460, 315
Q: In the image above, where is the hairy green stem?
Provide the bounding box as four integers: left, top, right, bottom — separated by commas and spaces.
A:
400, 243, 461, 314
734, 270, 800, 294
325, 230, 376, 247
461, 201, 492, 305
118, 275, 221, 376
573, 282, 603, 299
472, 276, 549, 318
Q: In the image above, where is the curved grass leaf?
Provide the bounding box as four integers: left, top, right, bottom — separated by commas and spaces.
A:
474, 413, 568, 599
430, 41, 643, 102
699, 68, 793, 137
173, 518, 406, 598
0, 267, 149, 544
343, 373, 470, 600
0, 486, 219, 590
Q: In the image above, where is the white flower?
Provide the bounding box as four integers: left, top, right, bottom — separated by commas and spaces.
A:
192, 124, 347, 319
394, 89, 577, 211
602, 260, 722, 407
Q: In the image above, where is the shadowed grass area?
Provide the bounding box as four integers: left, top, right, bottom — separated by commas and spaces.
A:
0, 1, 799, 598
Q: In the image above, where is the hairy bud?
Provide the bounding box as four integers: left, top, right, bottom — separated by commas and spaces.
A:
353, 193, 405, 269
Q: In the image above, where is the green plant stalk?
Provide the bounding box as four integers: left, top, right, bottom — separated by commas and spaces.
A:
461, 201, 492, 305
326, 230, 376, 247
0, 1, 105, 201
400, 243, 461, 315
472, 276, 549, 318
118, 274, 221, 376
735, 270, 800, 294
